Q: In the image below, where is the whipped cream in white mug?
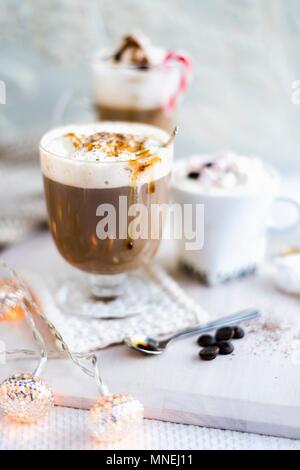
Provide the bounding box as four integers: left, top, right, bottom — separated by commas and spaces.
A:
173, 151, 277, 195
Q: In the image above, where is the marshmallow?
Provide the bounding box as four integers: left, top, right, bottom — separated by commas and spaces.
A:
173, 151, 277, 195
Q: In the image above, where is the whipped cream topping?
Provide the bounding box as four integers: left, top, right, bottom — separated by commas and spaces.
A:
62, 131, 161, 163
111, 34, 166, 68
173, 151, 278, 195
40, 122, 173, 189
91, 34, 182, 110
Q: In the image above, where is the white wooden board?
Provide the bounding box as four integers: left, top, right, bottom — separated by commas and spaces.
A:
1, 233, 300, 439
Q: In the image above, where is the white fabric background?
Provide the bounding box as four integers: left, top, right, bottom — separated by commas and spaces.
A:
1, 406, 300, 450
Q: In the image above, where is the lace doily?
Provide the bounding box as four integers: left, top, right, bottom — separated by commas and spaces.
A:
26, 264, 208, 353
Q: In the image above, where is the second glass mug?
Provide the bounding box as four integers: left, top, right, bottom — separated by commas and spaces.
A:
39, 122, 173, 308
55, 54, 191, 133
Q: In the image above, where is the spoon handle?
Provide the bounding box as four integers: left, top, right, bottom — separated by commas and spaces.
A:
164, 308, 260, 345
161, 126, 178, 148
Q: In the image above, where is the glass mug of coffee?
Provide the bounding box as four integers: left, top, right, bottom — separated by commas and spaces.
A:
91, 35, 192, 133
59, 35, 192, 133
40, 122, 173, 315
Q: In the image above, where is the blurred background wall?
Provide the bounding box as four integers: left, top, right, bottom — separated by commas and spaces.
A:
1, 0, 300, 168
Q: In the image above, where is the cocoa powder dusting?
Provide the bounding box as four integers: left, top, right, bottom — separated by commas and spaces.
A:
245, 315, 294, 358
248, 320, 284, 343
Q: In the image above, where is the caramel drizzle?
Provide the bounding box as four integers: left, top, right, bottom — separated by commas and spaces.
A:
65, 132, 82, 149
64, 131, 161, 188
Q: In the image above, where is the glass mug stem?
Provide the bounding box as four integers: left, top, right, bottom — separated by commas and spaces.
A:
88, 273, 127, 299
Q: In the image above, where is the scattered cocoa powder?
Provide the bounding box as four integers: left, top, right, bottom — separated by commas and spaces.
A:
248, 320, 284, 342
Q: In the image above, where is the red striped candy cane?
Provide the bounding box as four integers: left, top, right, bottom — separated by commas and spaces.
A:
163, 50, 193, 113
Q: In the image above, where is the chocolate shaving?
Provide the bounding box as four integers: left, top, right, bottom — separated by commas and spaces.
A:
113, 35, 150, 67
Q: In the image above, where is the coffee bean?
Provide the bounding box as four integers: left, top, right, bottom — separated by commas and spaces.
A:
215, 327, 234, 341
197, 334, 215, 347
216, 341, 234, 355
187, 171, 200, 179
199, 346, 219, 361
233, 326, 245, 339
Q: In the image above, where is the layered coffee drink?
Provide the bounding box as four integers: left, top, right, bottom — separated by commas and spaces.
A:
91, 34, 192, 132
40, 122, 173, 276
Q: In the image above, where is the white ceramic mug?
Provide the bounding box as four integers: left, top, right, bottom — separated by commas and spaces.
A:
172, 161, 300, 285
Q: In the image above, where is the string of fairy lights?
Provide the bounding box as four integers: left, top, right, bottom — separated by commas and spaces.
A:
0, 258, 143, 442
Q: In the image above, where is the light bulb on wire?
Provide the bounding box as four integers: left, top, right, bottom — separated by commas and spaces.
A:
0, 258, 143, 441
0, 259, 54, 423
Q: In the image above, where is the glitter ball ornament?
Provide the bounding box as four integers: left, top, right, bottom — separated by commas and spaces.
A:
87, 393, 144, 442
0, 373, 54, 423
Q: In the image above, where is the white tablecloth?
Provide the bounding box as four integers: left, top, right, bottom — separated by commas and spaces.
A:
1, 406, 300, 450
